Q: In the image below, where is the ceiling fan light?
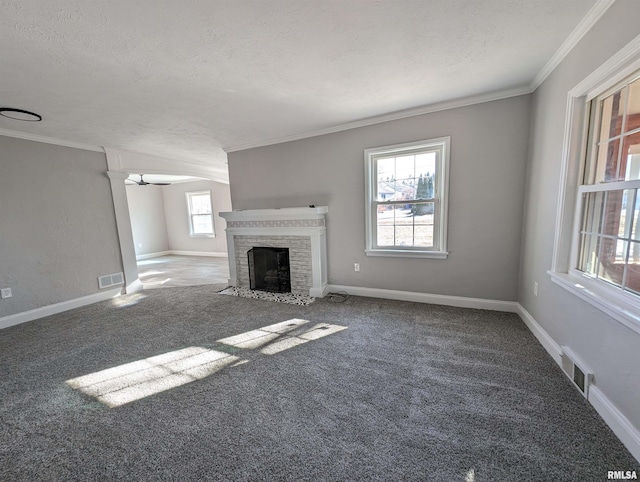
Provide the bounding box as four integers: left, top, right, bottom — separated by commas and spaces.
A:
0, 108, 42, 122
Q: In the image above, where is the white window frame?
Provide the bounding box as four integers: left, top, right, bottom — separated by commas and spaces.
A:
364, 136, 450, 259
186, 190, 215, 237
550, 35, 640, 336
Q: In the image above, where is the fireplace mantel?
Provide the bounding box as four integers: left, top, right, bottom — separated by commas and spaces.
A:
220, 207, 328, 297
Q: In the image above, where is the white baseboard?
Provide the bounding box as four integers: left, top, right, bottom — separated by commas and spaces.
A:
0, 287, 123, 330
326, 284, 518, 312
125, 278, 144, 294
136, 250, 228, 260
167, 250, 228, 258
136, 250, 171, 260
515, 303, 562, 365
590, 386, 640, 463
516, 303, 640, 463
309, 283, 329, 298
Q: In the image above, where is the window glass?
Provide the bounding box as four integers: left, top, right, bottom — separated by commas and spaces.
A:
187, 191, 214, 236
365, 138, 449, 257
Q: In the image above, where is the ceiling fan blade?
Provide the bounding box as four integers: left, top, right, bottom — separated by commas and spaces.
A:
133, 174, 169, 186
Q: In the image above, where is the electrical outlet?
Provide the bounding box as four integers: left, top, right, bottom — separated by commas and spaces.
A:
533, 282, 539, 296
1, 287, 12, 299
354, 263, 360, 272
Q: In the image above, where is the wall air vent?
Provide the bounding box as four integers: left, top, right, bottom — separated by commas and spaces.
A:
98, 272, 125, 289
561, 346, 593, 399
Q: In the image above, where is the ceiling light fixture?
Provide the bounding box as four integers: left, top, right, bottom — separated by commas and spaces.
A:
0, 107, 42, 122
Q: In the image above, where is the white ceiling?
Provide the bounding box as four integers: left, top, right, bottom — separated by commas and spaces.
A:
1, 0, 602, 182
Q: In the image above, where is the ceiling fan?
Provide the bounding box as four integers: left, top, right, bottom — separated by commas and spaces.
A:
131, 174, 171, 186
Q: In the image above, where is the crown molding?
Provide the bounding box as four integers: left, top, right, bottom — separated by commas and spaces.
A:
223, 85, 533, 153
0, 127, 104, 152
530, 0, 616, 91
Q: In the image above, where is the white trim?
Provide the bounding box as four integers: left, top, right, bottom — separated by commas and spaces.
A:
309, 284, 329, 298
550, 34, 640, 330
0, 288, 122, 330
224, 87, 530, 152
515, 303, 562, 365
364, 249, 448, 259
364, 137, 450, 257
135, 251, 173, 260
224, 227, 326, 237
106, 169, 141, 294
136, 250, 228, 260
548, 271, 640, 336
186, 190, 215, 237
327, 284, 518, 312
0, 127, 104, 152
515, 303, 640, 463
573, 35, 640, 101
125, 278, 144, 294
104, 147, 229, 185
167, 250, 228, 257
590, 386, 640, 463
530, 0, 616, 90
220, 206, 328, 222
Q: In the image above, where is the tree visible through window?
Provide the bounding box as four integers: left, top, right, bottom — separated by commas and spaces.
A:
365, 137, 450, 258
186, 191, 214, 236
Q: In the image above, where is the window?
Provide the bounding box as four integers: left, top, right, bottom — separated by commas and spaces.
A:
550, 44, 640, 335
575, 73, 640, 295
364, 137, 450, 258
186, 190, 215, 236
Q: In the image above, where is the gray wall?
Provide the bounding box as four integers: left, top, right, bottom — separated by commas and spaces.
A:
0, 136, 122, 317
126, 185, 170, 256
520, 1, 640, 430
228, 95, 531, 301
163, 180, 231, 254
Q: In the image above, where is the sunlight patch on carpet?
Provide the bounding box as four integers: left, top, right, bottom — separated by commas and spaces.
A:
260, 323, 347, 355
66, 347, 240, 408
111, 293, 147, 308
217, 318, 311, 349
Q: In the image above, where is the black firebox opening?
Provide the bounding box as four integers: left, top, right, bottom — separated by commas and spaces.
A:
248, 247, 291, 293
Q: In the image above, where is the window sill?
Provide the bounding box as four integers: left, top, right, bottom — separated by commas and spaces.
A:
547, 270, 640, 336
189, 234, 215, 238
365, 249, 448, 259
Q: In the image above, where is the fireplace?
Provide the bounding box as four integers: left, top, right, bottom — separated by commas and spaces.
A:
248, 247, 291, 293
219, 207, 328, 297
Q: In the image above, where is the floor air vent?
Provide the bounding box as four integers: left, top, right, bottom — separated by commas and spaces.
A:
561, 346, 593, 399
98, 272, 125, 289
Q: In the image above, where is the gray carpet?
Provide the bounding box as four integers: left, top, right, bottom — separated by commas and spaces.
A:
0, 286, 637, 481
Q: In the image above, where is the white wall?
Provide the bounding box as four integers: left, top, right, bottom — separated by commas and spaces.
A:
162, 180, 231, 255
520, 0, 640, 440
125, 185, 170, 256
0, 136, 122, 317
228, 95, 531, 301
125, 180, 231, 256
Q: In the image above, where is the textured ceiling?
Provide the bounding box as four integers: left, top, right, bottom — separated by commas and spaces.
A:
0, 0, 599, 181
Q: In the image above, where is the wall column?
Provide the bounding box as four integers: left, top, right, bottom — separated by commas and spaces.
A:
106, 171, 142, 293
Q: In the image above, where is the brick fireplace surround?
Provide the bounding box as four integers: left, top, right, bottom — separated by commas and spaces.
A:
219, 207, 328, 297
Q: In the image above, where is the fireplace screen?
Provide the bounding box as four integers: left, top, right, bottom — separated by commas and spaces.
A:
247, 247, 291, 293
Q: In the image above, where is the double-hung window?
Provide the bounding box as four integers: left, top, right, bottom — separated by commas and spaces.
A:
364, 137, 450, 258
186, 190, 215, 237
549, 64, 640, 333
575, 73, 640, 294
